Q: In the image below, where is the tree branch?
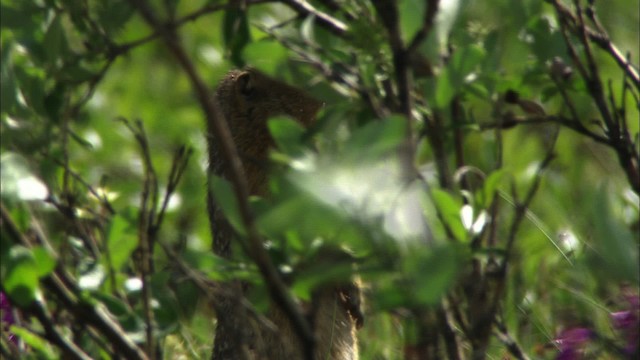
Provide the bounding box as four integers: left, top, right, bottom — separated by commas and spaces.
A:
278, 0, 348, 37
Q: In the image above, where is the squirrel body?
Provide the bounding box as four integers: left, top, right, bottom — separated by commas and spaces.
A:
208, 69, 360, 360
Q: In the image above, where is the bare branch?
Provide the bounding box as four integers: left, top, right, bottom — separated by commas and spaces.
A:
480, 114, 609, 144
407, 0, 440, 55
546, 0, 640, 89
279, 0, 348, 37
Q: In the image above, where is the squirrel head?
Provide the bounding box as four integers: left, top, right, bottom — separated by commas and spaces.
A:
216, 68, 322, 128
213, 68, 322, 194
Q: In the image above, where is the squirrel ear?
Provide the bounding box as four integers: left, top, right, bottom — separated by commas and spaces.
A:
237, 72, 255, 96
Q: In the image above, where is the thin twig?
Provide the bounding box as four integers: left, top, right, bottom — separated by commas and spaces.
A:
546, 0, 640, 89
406, 0, 440, 55
480, 114, 609, 144
0, 203, 149, 360
279, 0, 348, 37
27, 300, 93, 360
494, 320, 530, 360
153, 146, 192, 234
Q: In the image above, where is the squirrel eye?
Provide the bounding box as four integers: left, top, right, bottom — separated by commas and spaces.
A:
238, 73, 255, 97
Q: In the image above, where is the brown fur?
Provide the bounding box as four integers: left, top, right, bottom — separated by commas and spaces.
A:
208, 69, 360, 360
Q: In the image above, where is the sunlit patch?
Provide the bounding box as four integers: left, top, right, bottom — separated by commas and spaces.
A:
83, 129, 103, 149
291, 155, 431, 243
1, 153, 49, 200
95, 186, 119, 202
158, 191, 182, 212
558, 230, 580, 253
78, 264, 105, 290
15, 176, 49, 200
199, 45, 222, 66
125, 277, 143, 292
4, 116, 22, 129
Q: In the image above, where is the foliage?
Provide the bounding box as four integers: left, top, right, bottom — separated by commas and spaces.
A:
1, 0, 638, 359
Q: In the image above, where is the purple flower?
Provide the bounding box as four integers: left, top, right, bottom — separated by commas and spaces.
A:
555, 327, 593, 360
1, 291, 17, 344
0, 292, 14, 324
611, 293, 639, 355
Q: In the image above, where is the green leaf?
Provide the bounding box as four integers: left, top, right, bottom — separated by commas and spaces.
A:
183, 249, 234, 281
434, 45, 485, 109
95, 0, 135, 35
399, 0, 426, 45
268, 117, 306, 156
43, 15, 69, 62
9, 326, 55, 359
590, 188, 639, 284
0, 4, 40, 31
3, 246, 39, 306
32, 246, 56, 278
14, 67, 46, 115
1, 41, 17, 114
209, 175, 246, 236
242, 40, 288, 76
224, 7, 251, 68
478, 169, 507, 208
105, 215, 138, 270
430, 189, 466, 242
527, 17, 566, 62
345, 115, 407, 160
405, 245, 461, 305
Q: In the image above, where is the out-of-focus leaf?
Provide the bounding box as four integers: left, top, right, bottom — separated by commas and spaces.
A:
0, 4, 41, 31
92, 292, 131, 318
105, 215, 138, 270
9, 326, 55, 359
32, 246, 56, 278
3, 246, 39, 306
242, 40, 288, 76
43, 15, 69, 62
14, 66, 46, 115
94, 0, 134, 35
151, 271, 179, 332
209, 175, 246, 236
478, 169, 507, 208
344, 115, 407, 160
405, 244, 462, 305
300, 14, 316, 45
44, 83, 66, 122
183, 249, 235, 281
434, 44, 485, 108
1, 41, 17, 113
268, 117, 306, 156
430, 188, 466, 242
590, 188, 639, 284
256, 188, 349, 246
527, 17, 566, 62
224, 7, 251, 68
174, 280, 199, 319
399, 0, 426, 45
